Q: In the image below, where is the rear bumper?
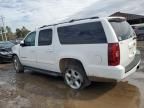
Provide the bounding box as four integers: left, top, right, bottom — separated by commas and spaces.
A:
125, 51, 141, 73
86, 50, 141, 81
121, 50, 141, 79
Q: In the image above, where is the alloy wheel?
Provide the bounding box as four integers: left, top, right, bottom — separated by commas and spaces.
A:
65, 69, 83, 89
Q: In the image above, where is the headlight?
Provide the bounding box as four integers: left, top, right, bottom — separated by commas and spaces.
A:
0, 51, 9, 55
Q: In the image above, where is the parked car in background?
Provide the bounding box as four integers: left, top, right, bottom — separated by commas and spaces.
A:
9, 40, 17, 45
0, 41, 15, 63
10, 38, 24, 45
132, 24, 144, 41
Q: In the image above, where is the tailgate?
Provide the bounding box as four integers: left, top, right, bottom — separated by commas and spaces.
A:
109, 18, 137, 67
119, 37, 137, 67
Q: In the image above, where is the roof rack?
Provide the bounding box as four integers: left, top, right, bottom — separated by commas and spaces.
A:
39, 21, 69, 28
39, 16, 99, 28
69, 16, 99, 22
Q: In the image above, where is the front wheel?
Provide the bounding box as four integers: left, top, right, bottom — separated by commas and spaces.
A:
64, 64, 90, 90
13, 55, 24, 73
0, 59, 3, 64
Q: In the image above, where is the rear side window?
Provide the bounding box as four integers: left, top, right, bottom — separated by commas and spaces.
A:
110, 20, 134, 41
38, 29, 52, 46
58, 22, 107, 44
138, 27, 144, 30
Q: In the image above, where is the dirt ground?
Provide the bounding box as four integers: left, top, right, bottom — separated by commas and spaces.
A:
0, 41, 143, 108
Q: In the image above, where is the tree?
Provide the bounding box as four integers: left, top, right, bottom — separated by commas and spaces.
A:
6, 26, 12, 34
0, 26, 30, 41
15, 26, 30, 38
21, 26, 30, 37
0, 27, 5, 41
6, 26, 14, 40
16, 28, 22, 38
0, 27, 4, 33
0, 26, 15, 41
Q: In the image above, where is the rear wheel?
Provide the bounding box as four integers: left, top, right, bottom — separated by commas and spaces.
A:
13, 55, 24, 73
141, 36, 144, 41
64, 63, 90, 90
0, 59, 3, 64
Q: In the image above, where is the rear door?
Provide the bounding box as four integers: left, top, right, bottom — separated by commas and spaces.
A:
109, 19, 137, 67
36, 28, 55, 71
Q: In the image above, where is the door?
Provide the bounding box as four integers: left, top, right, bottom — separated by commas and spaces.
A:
36, 28, 55, 71
20, 32, 37, 67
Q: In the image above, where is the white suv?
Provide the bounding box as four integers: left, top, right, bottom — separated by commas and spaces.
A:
12, 17, 141, 90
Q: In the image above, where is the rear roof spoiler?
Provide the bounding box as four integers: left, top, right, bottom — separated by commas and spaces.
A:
109, 18, 126, 22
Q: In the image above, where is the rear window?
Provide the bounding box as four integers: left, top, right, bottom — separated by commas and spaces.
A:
57, 22, 107, 44
110, 20, 134, 41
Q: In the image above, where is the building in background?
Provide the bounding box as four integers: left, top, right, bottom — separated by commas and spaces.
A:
110, 12, 144, 41
110, 12, 144, 25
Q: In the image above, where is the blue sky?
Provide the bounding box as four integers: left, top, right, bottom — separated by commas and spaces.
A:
0, 0, 144, 32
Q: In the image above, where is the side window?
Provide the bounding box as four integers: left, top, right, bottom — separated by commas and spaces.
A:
138, 27, 144, 30
38, 29, 52, 46
58, 22, 107, 44
24, 32, 36, 46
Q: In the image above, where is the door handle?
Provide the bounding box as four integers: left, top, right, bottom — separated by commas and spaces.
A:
31, 50, 35, 53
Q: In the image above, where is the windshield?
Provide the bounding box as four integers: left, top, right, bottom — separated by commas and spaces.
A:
110, 20, 135, 41
0, 41, 15, 48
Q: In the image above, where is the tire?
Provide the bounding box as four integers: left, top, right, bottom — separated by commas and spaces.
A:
142, 37, 144, 41
64, 63, 90, 90
13, 55, 24, 73
0, 59, 3, 64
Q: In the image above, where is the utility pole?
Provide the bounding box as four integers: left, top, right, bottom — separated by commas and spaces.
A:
0, 16, 7, 41
0, 29, 4, 41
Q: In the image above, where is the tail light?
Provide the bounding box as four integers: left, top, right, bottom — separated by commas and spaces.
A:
108, 43, 120, 66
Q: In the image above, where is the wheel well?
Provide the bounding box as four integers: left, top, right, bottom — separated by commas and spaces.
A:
59, 58, 85, 73
12, 54, 17, 59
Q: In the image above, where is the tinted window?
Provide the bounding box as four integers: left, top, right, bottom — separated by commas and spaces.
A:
38, 29, 52, 46
138, 27, 144, 30
58, 22, 107, 44
24, 32, 36, 46
110, 21, 135, 41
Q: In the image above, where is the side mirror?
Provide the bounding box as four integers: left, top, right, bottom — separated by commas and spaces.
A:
20, 41, 25, 47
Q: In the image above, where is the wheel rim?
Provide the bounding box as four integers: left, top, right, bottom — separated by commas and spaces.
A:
65, 69, 83, 89
14, 58, 18, 70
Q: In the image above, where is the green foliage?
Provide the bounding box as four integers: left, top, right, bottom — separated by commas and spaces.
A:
6, 26, 14, 40
0, 26, 30, 41
16, 26, 30, 38
0, 27, 5, 41
16, 28, 22, 38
